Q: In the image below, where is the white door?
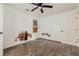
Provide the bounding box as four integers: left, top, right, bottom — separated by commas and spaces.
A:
76, 12, 79, 46
60, 11, 76, 46
0, 4, 3, 56
78, 15, 79, 46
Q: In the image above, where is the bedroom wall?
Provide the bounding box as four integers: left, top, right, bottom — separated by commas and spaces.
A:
38, 9, 79, 46
4, 5, 33, 49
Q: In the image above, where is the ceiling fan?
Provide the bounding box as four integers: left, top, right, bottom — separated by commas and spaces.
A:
31, 3, 53, 13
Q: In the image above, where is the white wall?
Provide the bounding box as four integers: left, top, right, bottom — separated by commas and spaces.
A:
3, 4, 79, 49
38, 9, 79, 46
0, 4, 3, 55
4, 5, 33, 49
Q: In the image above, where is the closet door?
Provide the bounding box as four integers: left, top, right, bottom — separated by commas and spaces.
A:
0, 4, 3, 56
76, 12, 79, 46
60, 11, 76, 46
77, 14, 79, 40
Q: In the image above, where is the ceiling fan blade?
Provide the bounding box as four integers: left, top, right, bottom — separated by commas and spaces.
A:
31, 7, 38, 11
38, 3, 43, 6
40, 8, 43, 13
31, 3, 38, 6
43, 5, 53, 8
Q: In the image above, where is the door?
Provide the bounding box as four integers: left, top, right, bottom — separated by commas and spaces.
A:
76, 12, 79, 46
78, 14, 79, 46
0, 4, 3, 56
60, 11, 76, 46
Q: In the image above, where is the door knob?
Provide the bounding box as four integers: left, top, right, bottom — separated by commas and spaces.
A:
61, 30, 63, 32
0, 32, 3, 34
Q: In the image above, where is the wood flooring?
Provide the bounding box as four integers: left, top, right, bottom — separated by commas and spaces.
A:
4, 38, 79, 56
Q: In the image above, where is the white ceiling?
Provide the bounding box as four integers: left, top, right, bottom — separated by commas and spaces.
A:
5, 3, 78, 18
